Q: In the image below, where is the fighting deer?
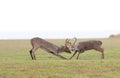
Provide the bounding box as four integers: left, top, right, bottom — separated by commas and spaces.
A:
69, 38, 104, 59
29, 37, 71, 60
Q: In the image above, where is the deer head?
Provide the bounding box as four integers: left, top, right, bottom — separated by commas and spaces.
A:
62, 38, 72, 54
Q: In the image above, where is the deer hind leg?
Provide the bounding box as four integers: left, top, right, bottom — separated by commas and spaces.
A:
69, 50, 77, 59
94, 47, 104, 59
101, 47, 104, 59
29, 47, 39, 60
29, 49, 34, 60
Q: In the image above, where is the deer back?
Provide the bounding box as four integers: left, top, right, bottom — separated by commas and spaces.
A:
74, 40, 102, 51
31, 37, 59, 53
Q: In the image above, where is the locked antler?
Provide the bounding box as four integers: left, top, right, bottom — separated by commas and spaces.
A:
65, 38, 71, 47
72, 37, 77, 47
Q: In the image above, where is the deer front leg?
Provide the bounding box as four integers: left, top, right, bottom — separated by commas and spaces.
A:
69, 51, 77, 59
56, 54, 67, 59
51, 52, 67, 59
76, 52, 81, 60
76, 49, 84, 60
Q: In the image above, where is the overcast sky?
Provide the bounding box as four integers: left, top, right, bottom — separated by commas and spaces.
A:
0, 0, 120, 39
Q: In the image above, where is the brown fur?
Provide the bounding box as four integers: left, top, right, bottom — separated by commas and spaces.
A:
29, 37, 71, 60
69, 40, 104, 59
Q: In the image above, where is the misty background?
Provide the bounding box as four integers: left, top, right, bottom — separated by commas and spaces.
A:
0, 0, 120, 39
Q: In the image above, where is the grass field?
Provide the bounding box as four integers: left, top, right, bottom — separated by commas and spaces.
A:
0, 38, 120, 78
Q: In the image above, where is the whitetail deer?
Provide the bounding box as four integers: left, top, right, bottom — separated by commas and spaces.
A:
29, 37, 71, 60
69, 38, 104, 59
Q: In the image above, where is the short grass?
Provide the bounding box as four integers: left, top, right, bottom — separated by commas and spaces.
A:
0, 38, 120, 78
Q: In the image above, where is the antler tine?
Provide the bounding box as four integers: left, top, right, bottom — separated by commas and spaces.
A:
65, 38, 68, 46
65, 38, 68, 42
72, 37, 77, 47
65, 38, 71, 46
65, 38, 71, 42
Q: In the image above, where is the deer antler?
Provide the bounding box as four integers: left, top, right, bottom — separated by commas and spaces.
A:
65, 38, 72, 46
72, 37, 77, 47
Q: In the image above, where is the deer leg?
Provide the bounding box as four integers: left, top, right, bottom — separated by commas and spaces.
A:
94, 47, 104, 59
76, 50, 84, 60
56, 54, 67, 59
101, 52, 104, 59
101, 48, 104, 59
51, 52, 67, 59
29, 49, 34, 60
29, 47, 39, 60
76, 52, 81, 60
69, 50, 77, 59
33, 52, 36, 60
